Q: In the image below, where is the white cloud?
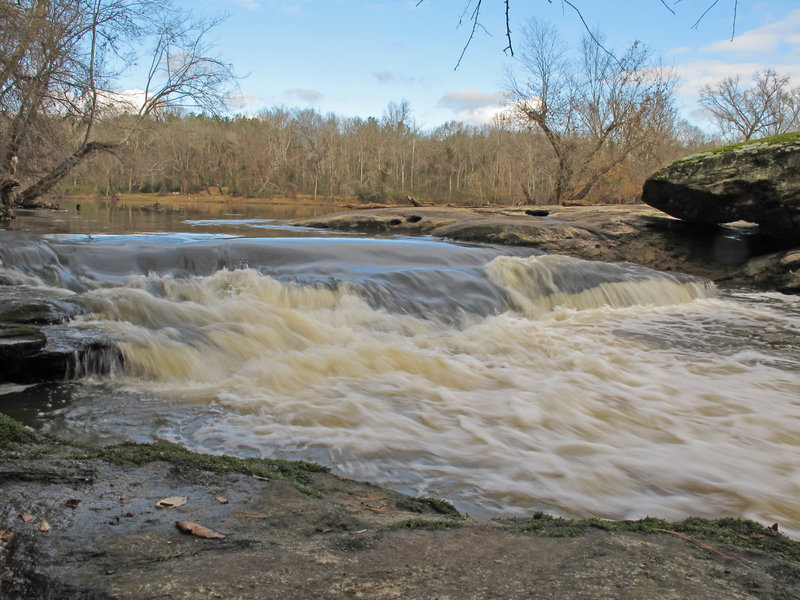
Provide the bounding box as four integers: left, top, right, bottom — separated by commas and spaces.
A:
227, 0, 261, 9
372, 70, 418, 85
666, 46, 691, 57
703, 9, 800, 58
266, 0, 310, 14
374, 71, 394, 83
437, 89, 510, 125
438, 89, 507, 110
284, 88, 323, 103
227, 91, 262, 111
675, 59, 800, 99
459, 106, 508, 125
667, 7, 800, 125
101, 89, 145, 113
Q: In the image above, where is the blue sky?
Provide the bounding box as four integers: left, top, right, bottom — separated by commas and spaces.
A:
170, 1, 800, 131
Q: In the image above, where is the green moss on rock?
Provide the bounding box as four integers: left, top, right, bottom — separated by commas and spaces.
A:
81, 441, 327, 487
505, 512, 800, 562
397, 495, 462, 517
698, 131, 800, 156
389, 517, 465, 531
0, 411, 39, 450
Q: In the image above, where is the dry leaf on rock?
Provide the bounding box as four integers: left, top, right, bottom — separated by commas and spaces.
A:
39, 520, 51, 532
155, 496, 188, 509
19, 513, 33, 523
174, 520, 225, 539
215, 496, 229, 504
0, 530, 14, 549
60, 499, 81, 510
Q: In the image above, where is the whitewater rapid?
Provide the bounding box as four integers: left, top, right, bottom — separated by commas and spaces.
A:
1, 231, 799, 536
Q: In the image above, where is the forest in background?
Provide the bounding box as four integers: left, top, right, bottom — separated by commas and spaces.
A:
9, 1, 798, 212
61, 105, 708, 207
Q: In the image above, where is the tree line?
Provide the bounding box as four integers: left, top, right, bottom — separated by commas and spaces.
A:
66, 103, 702, 206
3, 1, 799, 216
68, 18, 704, 207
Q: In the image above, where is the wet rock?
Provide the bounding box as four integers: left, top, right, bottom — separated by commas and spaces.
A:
0, 325, 47, 364
0, 288, 122, 384
0, 300, 76, 325
642, 133, 800, 242
1, 424, 800, 599
739, 249, 800, 294
294, 206, 800, 294
0, 325, 124, 384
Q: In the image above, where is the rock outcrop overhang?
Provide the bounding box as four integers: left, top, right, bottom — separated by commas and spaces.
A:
642, 132, 800, 242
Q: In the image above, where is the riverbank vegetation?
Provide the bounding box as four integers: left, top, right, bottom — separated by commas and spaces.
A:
0, 1, 711, 213
15, 94, 798, 211
2, 1, 798, 213
60, 99, 707, 207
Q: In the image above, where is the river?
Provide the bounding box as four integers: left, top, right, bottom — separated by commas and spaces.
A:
2, 198, 799, 537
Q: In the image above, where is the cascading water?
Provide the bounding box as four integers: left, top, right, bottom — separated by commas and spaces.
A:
1, 224, 799, 537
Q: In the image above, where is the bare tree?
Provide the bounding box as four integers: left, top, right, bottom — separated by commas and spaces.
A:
507, 20, 677, 204
0, 0, 236, 218
699, 69, 800, 142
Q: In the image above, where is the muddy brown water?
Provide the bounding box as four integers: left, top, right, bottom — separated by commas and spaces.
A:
2, 198, 799, 538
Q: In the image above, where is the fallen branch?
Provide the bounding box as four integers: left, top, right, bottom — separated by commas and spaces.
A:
656, 529, 751, 568
337, 496, 418, 515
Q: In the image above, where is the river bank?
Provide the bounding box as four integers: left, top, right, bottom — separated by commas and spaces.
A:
2, 201, 800, 597
293, 204, 800, 293
2, 414, 800, 599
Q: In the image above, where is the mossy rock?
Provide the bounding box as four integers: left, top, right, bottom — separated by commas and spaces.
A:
642, 132, 800, 242
0, 411, 39, 450
389, 517, 465, 531
396, 495, 462, 517
74, 441, 328, 496
503, 512, 800, 563
698, 131, 800, 156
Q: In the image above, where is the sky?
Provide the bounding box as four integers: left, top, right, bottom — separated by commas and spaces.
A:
167, 0, 800, 132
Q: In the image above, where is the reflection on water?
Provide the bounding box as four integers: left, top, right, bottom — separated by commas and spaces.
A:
7, 195, 346, 236
2, 203, 800, 539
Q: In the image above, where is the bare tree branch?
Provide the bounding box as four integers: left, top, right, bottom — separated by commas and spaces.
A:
0, 0, 237, 213
507, 19, 678, 204
691, 0, 720, 30
420, 1, 741, 68
455, 0, 490, 70
699, 69, 800, 141
504, 0, 513, 55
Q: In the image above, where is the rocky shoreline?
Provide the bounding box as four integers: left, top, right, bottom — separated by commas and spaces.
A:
2, 413, 800, 599
6, 202, 799, 390
2, 202, 800, 598
293, 204, 800, 294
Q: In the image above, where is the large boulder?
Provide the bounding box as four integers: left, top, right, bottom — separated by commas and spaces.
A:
642, 133, 800, 242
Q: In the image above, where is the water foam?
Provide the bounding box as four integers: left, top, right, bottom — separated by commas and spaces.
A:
5, 232, 798, 536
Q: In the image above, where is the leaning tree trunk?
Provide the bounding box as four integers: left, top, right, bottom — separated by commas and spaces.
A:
1, 178, 19, 220
16, 140, 118, 207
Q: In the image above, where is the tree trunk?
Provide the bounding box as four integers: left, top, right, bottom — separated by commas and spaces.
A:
1, 178, 20, 220
17, 141, 118, 207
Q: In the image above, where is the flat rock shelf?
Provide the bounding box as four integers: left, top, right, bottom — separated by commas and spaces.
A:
1, 417, 800, 600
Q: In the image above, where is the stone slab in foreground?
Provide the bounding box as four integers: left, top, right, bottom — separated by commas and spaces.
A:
1, 415, 800, 599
